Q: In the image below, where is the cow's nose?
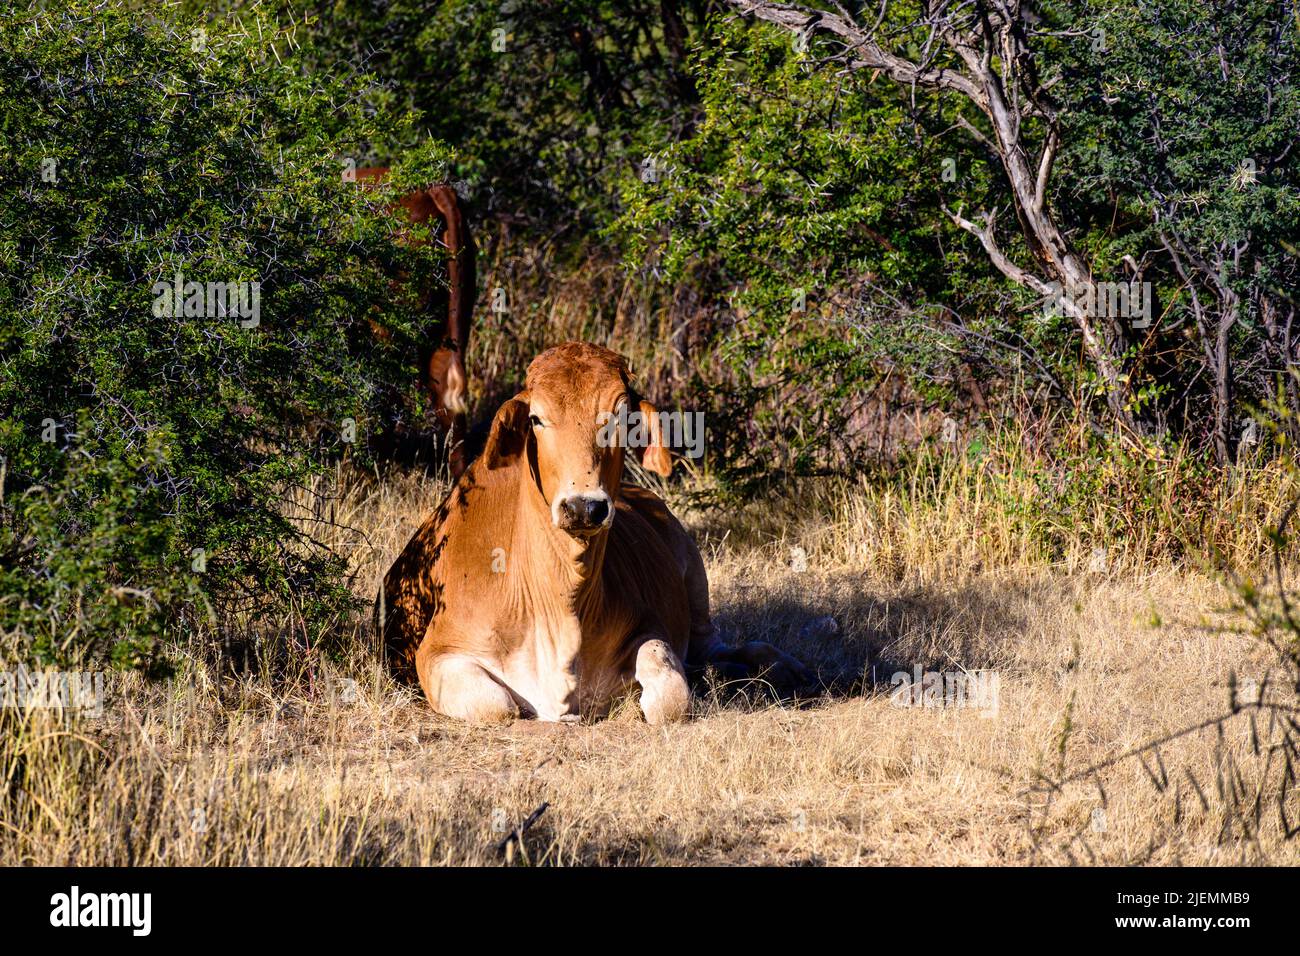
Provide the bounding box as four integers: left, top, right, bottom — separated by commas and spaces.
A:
555, 493, 612, 532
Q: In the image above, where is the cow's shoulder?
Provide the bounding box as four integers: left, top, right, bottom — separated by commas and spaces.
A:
432, 461, 522, 567
615, 483, 696, 574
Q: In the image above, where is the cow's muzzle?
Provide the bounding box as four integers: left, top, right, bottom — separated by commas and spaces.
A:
554, 492, 612, 535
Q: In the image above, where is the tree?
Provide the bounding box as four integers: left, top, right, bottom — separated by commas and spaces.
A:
616, 17, 1001, 483
280, 0, 716, 238
1049, 0, 1300, 462
726, 0, 1300, 462
726, 0, 1144, 433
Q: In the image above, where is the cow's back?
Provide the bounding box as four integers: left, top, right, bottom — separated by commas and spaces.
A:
599, 485, 696, 662
378, 499, 449, 684
615, 483, 716, 662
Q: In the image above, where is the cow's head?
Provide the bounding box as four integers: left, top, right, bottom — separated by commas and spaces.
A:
484, 343, 671, 536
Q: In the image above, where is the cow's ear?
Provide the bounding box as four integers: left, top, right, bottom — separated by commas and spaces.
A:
637, 399, 672, 477
484, 391, 531, 470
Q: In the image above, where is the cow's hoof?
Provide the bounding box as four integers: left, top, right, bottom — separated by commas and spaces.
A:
641, 685, 689, 725
423, 657, 520, 724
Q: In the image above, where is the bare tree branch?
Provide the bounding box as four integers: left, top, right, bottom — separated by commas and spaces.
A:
727, 0, 1139, 431
730, 0, 983, 99
942, 204, 1050, 296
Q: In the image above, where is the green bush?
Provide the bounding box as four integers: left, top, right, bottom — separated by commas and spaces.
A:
271, 0, 710, 237
0, 1, 453, 674
614, 19, 1003, 489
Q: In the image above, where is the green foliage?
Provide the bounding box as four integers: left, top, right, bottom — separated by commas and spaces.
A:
614, 17, 1027, 486
1047, 0, 1300, 439
6, 0, 1297, 676
620, 1, 1300, 475
0, 1, 453, 672
259, 0, 710, 237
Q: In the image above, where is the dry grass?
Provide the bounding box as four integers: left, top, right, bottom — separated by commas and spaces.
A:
3, 463, 1298, 866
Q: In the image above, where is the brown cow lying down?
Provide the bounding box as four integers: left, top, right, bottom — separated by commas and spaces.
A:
379, 342, 813, 724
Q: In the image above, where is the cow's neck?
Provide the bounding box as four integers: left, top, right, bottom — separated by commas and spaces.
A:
501, 479, 608, 719
514, 481, 607, 618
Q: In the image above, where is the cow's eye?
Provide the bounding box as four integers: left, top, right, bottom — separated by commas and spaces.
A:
529, 414, 543, 428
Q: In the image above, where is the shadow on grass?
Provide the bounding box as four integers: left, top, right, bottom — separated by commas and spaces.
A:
703, 569, 1066, 710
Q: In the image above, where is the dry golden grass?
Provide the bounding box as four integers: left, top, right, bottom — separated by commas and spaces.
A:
3, 463, 1298, 866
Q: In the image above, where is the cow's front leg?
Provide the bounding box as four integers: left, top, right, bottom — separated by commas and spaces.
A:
634, 639, 690, 726
419, 652, 519, 724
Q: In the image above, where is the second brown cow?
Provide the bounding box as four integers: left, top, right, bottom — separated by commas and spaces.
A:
358, 167, 477, 478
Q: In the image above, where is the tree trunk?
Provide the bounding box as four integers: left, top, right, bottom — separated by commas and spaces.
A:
1212, 297, 1238, 464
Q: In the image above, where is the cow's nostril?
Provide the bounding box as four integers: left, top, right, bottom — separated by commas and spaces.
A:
556, 494, 611, 531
